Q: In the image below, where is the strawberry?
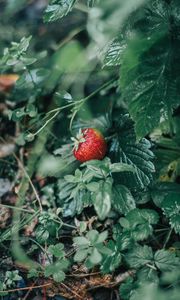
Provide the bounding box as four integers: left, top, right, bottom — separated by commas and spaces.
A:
72, 128, 107, 162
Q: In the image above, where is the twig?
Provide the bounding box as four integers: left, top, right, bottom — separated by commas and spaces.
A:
13, 153, 43, 212
56, 26, 86, 49
67, 272, 100, 278
163, 228, 173, 248
60, 282, 83, 300
22, 280, 38, 300
0, 203, 34, 214
69, 77, 117, 130
115, 289, 120, 300
29, 238, 52, 264
31, 110, 60, 137
146, 263, 157, 270
42, 244, 48, 300
0, 210, 39, 243
0, 282, 52, 294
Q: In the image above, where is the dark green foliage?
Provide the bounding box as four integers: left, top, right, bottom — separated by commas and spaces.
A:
0, 1, 180, 299
105, 0, 180, 138
109, 114, 155, 190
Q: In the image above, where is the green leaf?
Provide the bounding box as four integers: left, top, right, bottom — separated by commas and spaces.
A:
44, 259, 69, 282
161, 192, 180, 234
92, 178, 112, 220
119, 277, 137, 300
27, 268, 39, 279
86, 230, 99, 244
44, 264, 55, 277
103, 36, 127, 67
116, 232, 133, 251
86, 182, 100, 192
78, 221, 87, 233
126, 245, 153, 268
154, 249, 180, 272
53, 270, 65, 282
48, 243, 64, 258
59, 183, 91, 217
40, 146, 77, 178
64, 174, 79, 183
0, 281, 8, 296
121, 208, 159, 242
151, 183, 180, 207
131, 223, 153, 242
82, 158, 111, 179
35, 226, 49, 243
44, 0, 77, 22
73, 236, 89, 248
96, 230, 108, 244
73, 230, 108, 265
101, 240, 121, 273
119, 217, 130, 229
112, 184, 136, 215
109, 115, 155, 190
74, 249, 89, 262
137, 267, 158, 283
88, 247, 102, 265
110, 162, 135, 173
120, 3, 180, 138
140, 209, 159, 224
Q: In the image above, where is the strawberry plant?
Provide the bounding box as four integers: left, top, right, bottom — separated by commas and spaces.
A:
0, 1, 180, 300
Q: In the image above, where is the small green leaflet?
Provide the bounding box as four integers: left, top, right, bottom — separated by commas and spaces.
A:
112, 184, 136, 215
101, 240, 122, 273
44, 260, 69, 282
103, 37, 126, 67
44, 0, 77, 22
92, 178, 113, 220
44, 0, 97, 22
161, 192, 180, 234
48, 243, 65, 258
126, 245, 154, 268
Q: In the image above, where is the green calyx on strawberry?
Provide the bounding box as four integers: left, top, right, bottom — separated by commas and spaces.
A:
72, 128, 107, 163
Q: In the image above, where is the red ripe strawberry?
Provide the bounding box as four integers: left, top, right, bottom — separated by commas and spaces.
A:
72, 128, 107, 163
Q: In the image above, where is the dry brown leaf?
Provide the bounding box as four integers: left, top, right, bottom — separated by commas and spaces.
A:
0, 143, 16, 158
0, 74, 19, 92
0, 206, 11, 228
24, 217, 38, 236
